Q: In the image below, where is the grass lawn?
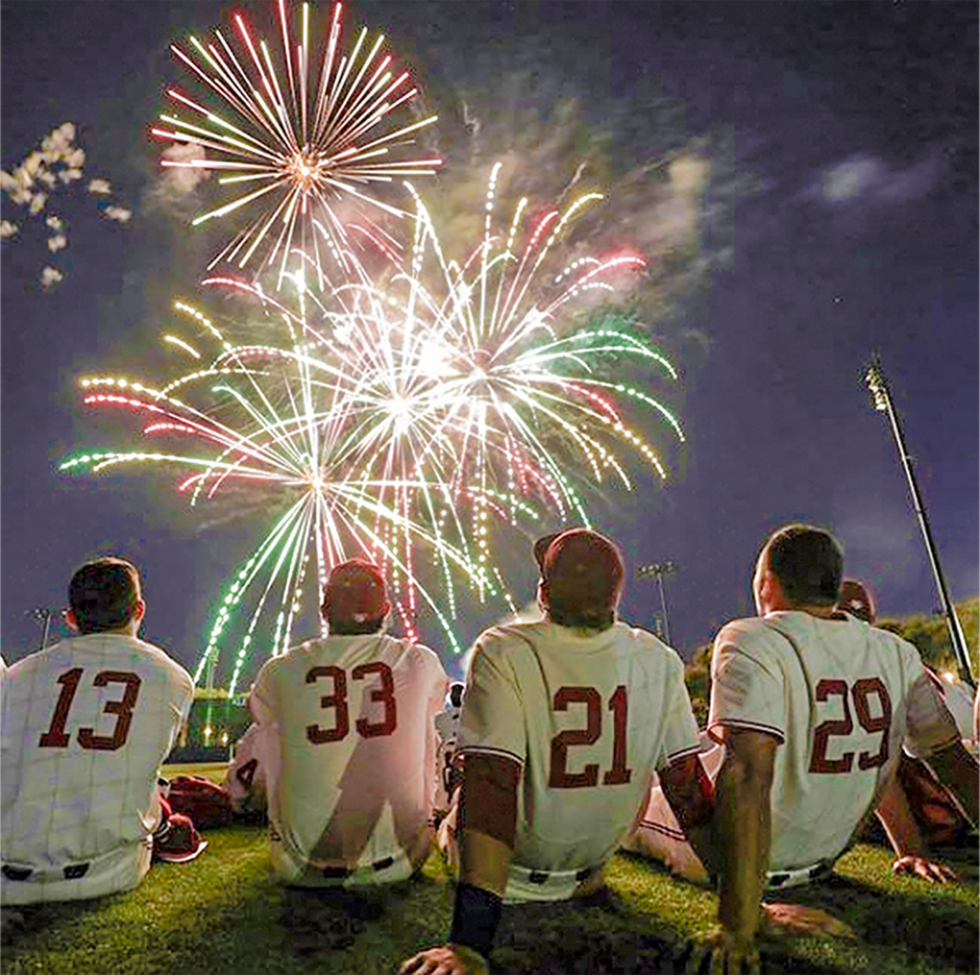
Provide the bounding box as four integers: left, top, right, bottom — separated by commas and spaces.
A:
3, 822, 976, 975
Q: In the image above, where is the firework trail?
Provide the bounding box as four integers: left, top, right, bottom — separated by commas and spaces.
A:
153, 0, 441, 285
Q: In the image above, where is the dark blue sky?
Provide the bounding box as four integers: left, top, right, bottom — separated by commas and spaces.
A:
2, 1, 977, 682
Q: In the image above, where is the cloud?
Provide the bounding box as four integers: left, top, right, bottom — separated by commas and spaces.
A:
102, 205, 132, 223
814, 153, 939, 206
40, 266, 64, 288
1, 122, 132, 289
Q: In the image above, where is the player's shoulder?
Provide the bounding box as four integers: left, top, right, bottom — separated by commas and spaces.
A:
472, 620, 547, 656
715, 614, 772, 645
401, 638, 445, 671
610, 621, 685, 666
712, 615, 796, 664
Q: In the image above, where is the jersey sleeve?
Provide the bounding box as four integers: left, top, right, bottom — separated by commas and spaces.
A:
707, 624, 786, 744
658, 653, 701, 768
456, 632, 526, 767
249, 660, 278, 728
903, 664, 960, 759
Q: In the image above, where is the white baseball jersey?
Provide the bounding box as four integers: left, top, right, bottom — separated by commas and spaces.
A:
225, 722, 269, 815
434, 686, 463, 812
250, 633, 447, 887
708, 611, 959, 871
457, 619, 700, 902
1, 634, 193, 904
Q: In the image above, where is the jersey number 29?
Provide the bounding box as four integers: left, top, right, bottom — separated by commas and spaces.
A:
809, 677, 892, 774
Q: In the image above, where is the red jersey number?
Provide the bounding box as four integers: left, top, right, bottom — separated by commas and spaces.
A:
38, 668, 142, 752
549, 685, 633, 789
809, 677, 892, 774
305, 662, 397, 744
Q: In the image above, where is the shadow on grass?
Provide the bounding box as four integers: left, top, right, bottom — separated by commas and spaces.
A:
2, 825, 451, 975
766, 872, 979, 973
493, 890, 684, 974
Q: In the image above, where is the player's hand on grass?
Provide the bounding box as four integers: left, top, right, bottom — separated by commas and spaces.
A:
686, 927, 760, 975
399, 944, 489, 975
760, 903, 856, 940
892, 855, 960, 883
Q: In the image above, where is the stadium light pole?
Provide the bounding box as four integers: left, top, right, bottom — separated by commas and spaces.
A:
637, 561, 677, 646
865, 357, 975, 689
26, 607, 53, 651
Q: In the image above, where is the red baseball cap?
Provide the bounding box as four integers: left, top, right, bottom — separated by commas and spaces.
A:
837, 578, 876, 624
153, 813, 208, 864
535, 529, 625, 617
322, 559, 390, 625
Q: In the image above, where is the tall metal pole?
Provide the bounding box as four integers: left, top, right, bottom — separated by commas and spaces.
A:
26, 608, 53, 651
637, 562, 677, 646
865, 358, 975, 688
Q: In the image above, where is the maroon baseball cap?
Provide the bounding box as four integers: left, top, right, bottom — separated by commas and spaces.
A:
837, 578, 876, 624
534, 529, 625, 617
322, 559, 390, 624
153, 813, 208, 864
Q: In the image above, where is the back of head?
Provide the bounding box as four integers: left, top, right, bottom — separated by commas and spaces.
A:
764, 524, 843, 607
836, 578, 876, 624
68, 557, 141, 635
535, 528, 624, 630
321, 559, 390, 635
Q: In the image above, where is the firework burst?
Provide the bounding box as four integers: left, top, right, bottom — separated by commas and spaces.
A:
153, 0, 441, 284
336, 163, 686, 592
60, 167, 683, 691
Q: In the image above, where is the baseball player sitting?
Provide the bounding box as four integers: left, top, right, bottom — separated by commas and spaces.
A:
628, 573, 973, 885
249, 559, 448, 888
225, 722, 269, 819
686, 525, 978, 973
401, 528, 712, 975
1, 558, 194, 905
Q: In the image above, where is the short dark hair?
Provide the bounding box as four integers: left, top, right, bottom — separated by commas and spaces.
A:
68, 557, 142, 634
763, 524, 843, 607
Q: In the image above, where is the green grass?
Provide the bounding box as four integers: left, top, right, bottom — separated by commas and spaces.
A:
3, 824, 976, 975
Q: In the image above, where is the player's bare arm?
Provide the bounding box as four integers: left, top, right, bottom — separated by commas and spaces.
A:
710, 727, 777, 971
923, 738, 979, 825
875, 776, 960, 883
659, 753, 715, 877
401, 754, 520, 975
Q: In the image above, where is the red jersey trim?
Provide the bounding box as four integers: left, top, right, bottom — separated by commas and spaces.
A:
707, 718, 785, 745
664, 743, 703, 764
457, 745, 525, 767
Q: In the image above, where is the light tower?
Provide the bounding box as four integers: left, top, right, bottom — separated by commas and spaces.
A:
26, 607, 54, 651
637, 561, 678, 646
865, 357, 975, 688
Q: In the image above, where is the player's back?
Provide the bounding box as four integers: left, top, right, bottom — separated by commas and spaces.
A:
1, 634, 193, 904
251, 633, 447, 886
712, 611, 950, 869
460, 619, 699, 898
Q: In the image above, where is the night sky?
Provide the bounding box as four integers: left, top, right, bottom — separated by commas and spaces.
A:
2, 1, 977, 683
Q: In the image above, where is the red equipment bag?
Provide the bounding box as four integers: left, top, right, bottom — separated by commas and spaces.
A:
167, 775, 235, 830
898, 753, 972, 849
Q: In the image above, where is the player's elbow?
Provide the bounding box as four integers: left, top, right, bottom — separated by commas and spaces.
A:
459, 754, 521, 848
